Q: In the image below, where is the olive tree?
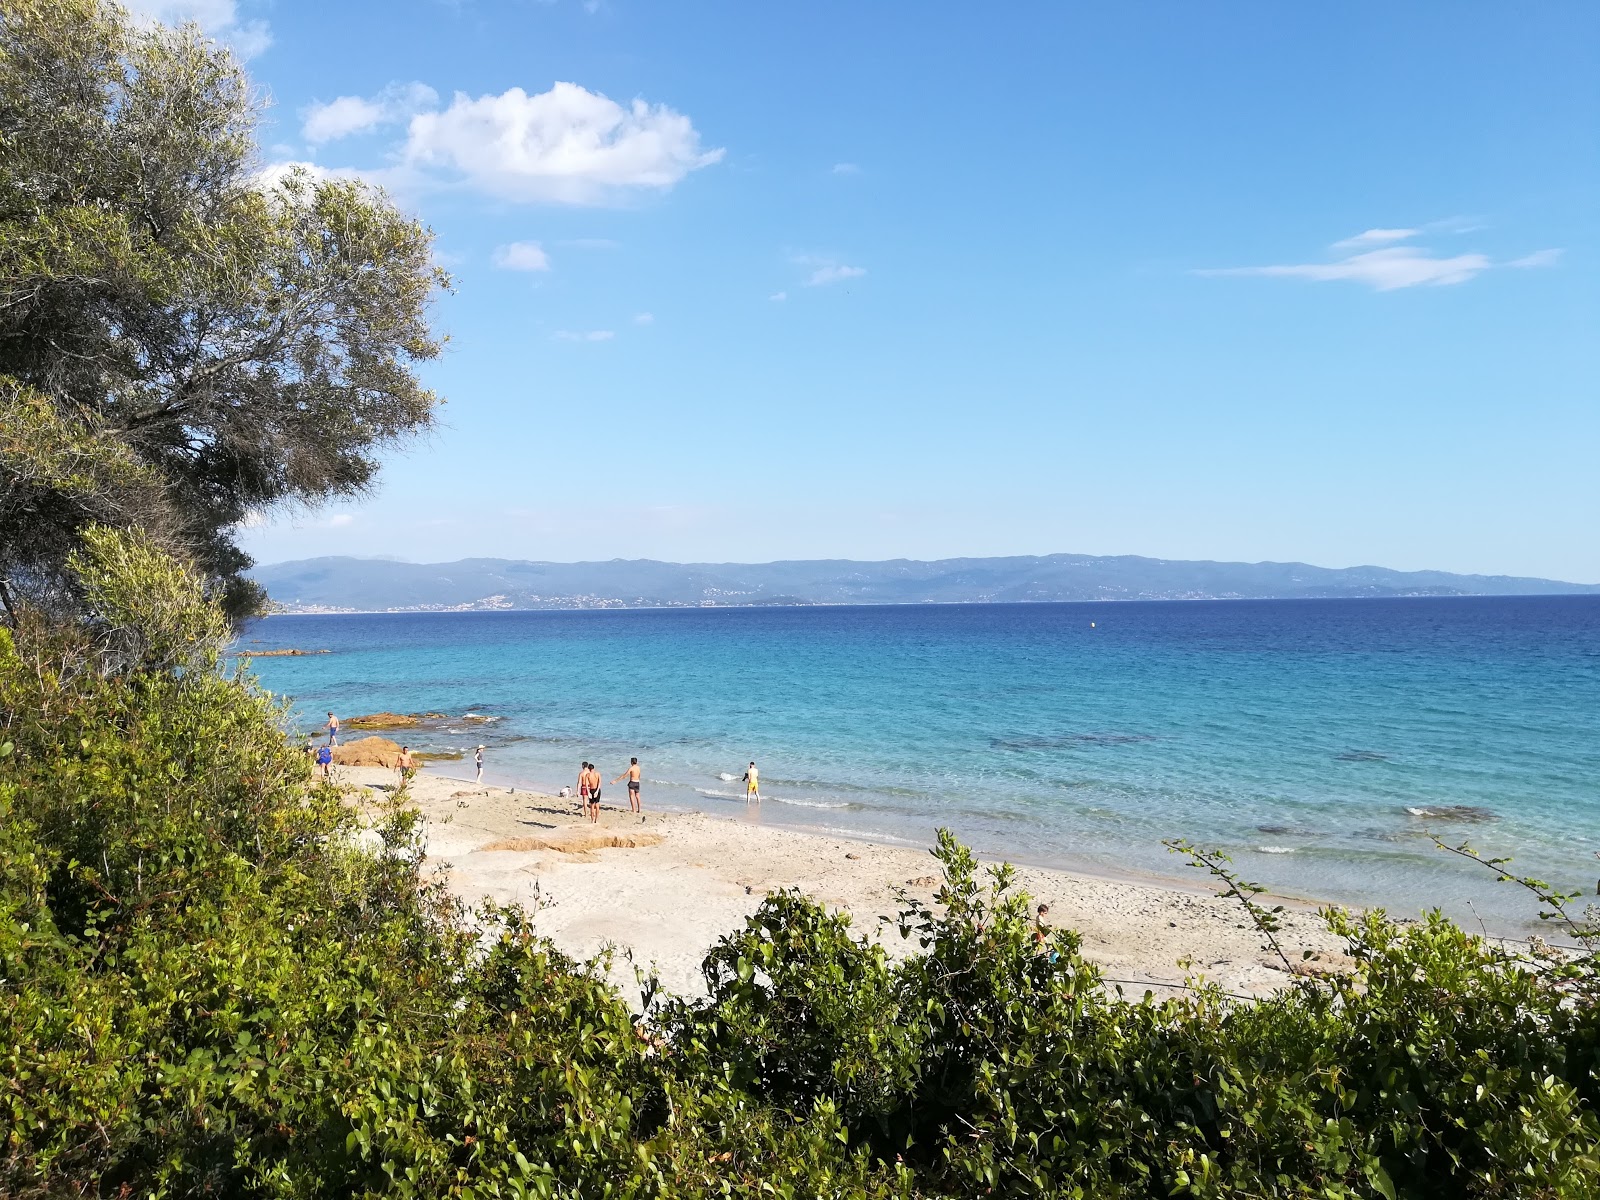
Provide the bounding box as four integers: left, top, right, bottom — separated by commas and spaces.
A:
0, 0, 448, 621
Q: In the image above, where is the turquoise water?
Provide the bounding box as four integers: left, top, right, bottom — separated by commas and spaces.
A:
241, 597, 1600, 931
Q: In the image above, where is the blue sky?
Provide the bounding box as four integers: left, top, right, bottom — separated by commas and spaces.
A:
143, 1, 1598, 581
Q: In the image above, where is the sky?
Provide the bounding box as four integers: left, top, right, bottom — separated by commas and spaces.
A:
138, 1, 1598, 581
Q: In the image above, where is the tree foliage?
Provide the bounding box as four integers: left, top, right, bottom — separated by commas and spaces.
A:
0, 0, 447, 620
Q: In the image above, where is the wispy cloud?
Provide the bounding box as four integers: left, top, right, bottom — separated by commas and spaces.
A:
1508, 249, 1563, 269
553, 329, 615, 342
807, 263, 866, 286
632, 312, 654, 325
831, 162, 861, 175
492, 241, 552, 271
1331, 228, 1417, 251
769, 291, 788, 302
561, 237, 621, 249
1199, 228, 1562, 292
792, 253, 866, 287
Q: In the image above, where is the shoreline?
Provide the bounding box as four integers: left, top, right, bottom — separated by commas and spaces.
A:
415, 760, 1331, 911
339, 764, 1354, 1004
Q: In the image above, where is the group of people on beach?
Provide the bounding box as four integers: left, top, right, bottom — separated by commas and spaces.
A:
566, 758, 762, 822
313, 707, 764, 818
573, 758, 643, 823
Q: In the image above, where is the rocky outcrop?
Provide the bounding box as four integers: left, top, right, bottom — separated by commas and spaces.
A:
331, 736, 406, 768
345, 711, 451, 730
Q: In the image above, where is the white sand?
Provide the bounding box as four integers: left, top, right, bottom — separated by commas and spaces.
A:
340, 766, 1351, 1003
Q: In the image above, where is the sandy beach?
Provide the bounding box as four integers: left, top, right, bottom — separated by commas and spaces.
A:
337, 765, 1353, 1003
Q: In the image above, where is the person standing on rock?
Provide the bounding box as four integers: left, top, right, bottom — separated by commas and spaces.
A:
475, 745, 485, 784
613, 757, 643, 815
325, 711, 339, 745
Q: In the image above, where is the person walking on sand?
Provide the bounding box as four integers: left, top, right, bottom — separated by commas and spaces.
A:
396, 745, 415, 787
743, 761, 761, 803
613, 757, 643, 815
584, 763, 603, 823
315, 741, 332, 781
325, 711, 339, 745
475, 745, 484, 784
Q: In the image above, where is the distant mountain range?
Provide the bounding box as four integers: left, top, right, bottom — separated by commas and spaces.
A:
249, 553, 1600, 613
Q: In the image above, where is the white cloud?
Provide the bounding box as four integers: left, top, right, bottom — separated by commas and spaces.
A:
325, 513, 356, 528
553, 329, 615, 342
302, 82, 439, 145
806, 263, 867, 287
1199, 231, 1563, 292
769, 291, 788, 302
492, 241, 552, 271
125, 0, 272, 57
632, 311, 654, 325
1332, 228, 1417, 250
791, 252, 866, 288
1509, 249, 1563, 269
404, 82, 723, 204
831, 162, 861, 175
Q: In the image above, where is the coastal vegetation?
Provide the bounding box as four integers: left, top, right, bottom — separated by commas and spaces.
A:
3, 5, 1598, 1197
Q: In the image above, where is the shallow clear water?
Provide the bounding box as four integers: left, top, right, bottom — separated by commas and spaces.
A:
241, 597, 1600, 931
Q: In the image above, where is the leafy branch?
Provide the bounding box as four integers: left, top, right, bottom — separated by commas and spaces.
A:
1430, 836, 1598, 946
1165, 838, 1298, 977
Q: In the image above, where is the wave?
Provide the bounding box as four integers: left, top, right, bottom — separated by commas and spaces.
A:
717, 772, 738, 782
692, 787, 851, 810
1255, 845, 1298, 854
1404, 805, 1498, 822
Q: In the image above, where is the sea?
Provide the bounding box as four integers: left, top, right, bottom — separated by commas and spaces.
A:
240, 596, 1600, 933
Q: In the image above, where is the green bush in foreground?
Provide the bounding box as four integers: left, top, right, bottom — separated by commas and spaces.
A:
3, 531, 1598, 1198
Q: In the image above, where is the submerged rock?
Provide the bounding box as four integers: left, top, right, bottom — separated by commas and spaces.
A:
1404, 804, 1498, 822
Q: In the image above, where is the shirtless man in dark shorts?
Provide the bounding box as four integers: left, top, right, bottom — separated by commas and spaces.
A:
583, 763, 602, 823
612, 757, 643, 814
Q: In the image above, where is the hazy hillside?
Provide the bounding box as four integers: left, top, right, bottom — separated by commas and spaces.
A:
249, 553, 1600, 612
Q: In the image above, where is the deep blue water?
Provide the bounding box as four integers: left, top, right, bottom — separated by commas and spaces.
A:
241, 597, 1600, 930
